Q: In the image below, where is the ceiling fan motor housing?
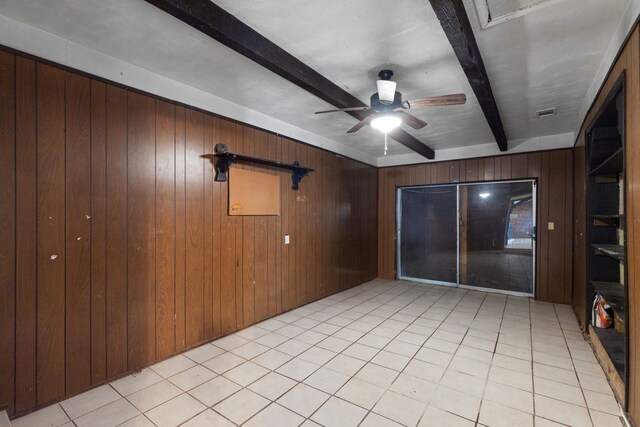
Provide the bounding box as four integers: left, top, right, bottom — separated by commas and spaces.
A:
378, 69, 394, 80
370, 91, 403, 111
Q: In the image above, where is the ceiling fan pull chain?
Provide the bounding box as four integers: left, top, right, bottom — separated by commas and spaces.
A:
384, 132, 388, 156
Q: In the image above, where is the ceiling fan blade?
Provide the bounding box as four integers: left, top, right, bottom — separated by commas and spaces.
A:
315, 106, 370, 114
399, 112, 427, 130
404, 93, 467, 109
346, 114, 375, 134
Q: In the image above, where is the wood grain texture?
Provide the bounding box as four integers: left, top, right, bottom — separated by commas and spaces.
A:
185, 109, 205, 347
64, 73, 92, 395
211, 118, 223, 337
572, 145, 586, 327
241, 127, 256, 327
2, 47, 377, 418
155, 100, 176, 359
563, 152, 573, 305
127, 92, 157, 370
174, 106, 187, 351
15, 56, 37, 413
203, 115, 215, 340
537, 151, 550, 301
377, 150, 573, 304
547, 151, 565, 303
233, 125, 245, 327
219, 120, 236, 335
36, 63, 66, 405
90, 80, 107, 385
105, 85, 128, 378
254, 130, 269, 322
0, 50, 16, 414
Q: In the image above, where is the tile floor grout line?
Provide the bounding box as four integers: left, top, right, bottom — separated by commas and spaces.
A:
555, 302, 598, 427
203, 281, 424, 425
470, 290, 500, 426
16, 279, 627, 427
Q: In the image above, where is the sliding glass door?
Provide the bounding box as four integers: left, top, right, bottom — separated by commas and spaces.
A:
397, 180, 536, 296
398, 186, 458, 285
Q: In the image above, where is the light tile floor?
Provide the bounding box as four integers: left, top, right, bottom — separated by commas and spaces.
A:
13, 279, 626, 427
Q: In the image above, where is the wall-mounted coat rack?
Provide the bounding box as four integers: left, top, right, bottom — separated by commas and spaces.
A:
209, 144, 314, 190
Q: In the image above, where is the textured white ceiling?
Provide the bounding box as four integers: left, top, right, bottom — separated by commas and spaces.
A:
0, 0, 631, 163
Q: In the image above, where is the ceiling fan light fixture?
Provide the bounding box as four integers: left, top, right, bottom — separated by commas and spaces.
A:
371, 114, 401, 133
376, 80, 397, 104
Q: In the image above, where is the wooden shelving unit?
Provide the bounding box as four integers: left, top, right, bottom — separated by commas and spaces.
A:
585, 78, 627, 399
592, 244, 625, 262
588, 148, 623, 176
592, 214, 624, 228
590, 281, 625, 314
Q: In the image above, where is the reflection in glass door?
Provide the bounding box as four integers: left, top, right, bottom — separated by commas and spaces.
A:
398, 186, 458, 285
459, 182, 535, 294
398, 180, 536, 296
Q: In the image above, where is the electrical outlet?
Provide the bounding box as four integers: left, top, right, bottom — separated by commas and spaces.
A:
548, 222, 555, 230
284, 234, 290, 245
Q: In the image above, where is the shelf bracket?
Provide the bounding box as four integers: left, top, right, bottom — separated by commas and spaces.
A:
207, 144, 314, 190
214, 152, 233, 182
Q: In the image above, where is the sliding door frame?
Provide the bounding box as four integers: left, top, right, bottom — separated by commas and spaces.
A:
396, 183, 459, 287
396, 179, 537, 297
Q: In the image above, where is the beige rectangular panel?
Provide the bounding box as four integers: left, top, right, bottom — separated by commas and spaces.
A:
229, 167, 280, 215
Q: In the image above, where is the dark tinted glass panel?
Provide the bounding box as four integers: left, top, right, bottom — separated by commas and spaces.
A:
399, 186, 457, 283
460, 182, 534, 294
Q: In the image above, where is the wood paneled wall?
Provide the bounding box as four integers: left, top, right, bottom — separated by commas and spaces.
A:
377, 150, 573, 304
0, 49, 378, 417
573, 24, 640, 421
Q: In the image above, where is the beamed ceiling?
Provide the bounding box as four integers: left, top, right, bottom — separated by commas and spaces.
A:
0, 0, 633, 165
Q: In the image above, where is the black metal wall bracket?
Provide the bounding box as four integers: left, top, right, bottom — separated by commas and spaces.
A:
208, 144, 314, 190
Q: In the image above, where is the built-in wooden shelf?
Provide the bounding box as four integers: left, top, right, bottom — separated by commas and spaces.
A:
591, 326, 626, 382
591, 281, 625, 315
588, 148, 623, 176
592, 214, 624, 227
585, 74, 626, 406
592, 244, 625, 261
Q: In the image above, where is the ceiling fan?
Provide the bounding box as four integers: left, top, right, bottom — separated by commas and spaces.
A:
315, 69, 467, 134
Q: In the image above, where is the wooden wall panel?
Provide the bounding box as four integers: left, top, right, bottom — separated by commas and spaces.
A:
64, 73, 92, 395
1, 47, 377, 418
127, 92, 157, 370
155, 100, 176, 359
500, 156, 512, 180
572, 145, 586, 327
185, 109, 205, 347
219, 120, 236, 335
629, 28, 639, 419
572, 24, 640, 421
90, 80, 107, 386
105, 85, 128, 379
254, 131, 270, 322
0, 50, 16, 415
36, 63, 66, 405
537, 153, 550, 300
203, 115, 215, 340
174, 106, 187, 351
211, 118, 223, 336
563, 152, 573, 305
15, 56, 37, 413
377, 149, 573, 304
547, 151, 566, 303
241, 128, 256, 327
233, 125, 245, 328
